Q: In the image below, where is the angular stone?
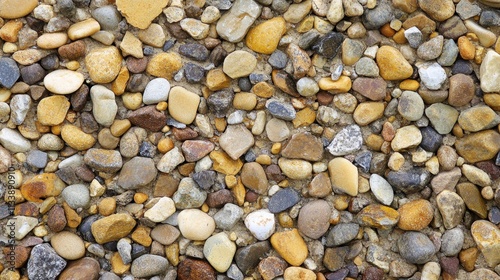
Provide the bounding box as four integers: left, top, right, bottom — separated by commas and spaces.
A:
216, 0, 261, 42
458, 105, 500, 132
282, 132, 323, 161
456, 182, 487, 219
219, 124, 254, 160
471, 220, 500, 268
117, 157, 157, 190
27, 244, 67, 280
116, 0, 168, 29
91, 213, 136, 244
455, 130, 500, 163
20, 173, 66, 202
329, 157, 358, 196
268, 188, 300, 213
127, 105, 167, 132
376, 46, 413, 80
436, 190, 466, 229
425, 103, 459, 134
327, 124, 363, 156
352, 77, 387, 101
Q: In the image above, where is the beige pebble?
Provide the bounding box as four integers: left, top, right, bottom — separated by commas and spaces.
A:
36, 32, 68, 49
168, 86, 200, 125
43, 69, 84, 95
68, 18, 100, 41
328, 157, 358, 196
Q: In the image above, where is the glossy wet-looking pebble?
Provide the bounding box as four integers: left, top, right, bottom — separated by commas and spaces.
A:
0, 0, 500, 279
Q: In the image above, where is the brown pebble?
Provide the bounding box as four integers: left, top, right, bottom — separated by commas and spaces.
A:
178, 258, 216, 280
172, 127, 199, 141
127, 105, 167, 132
58, 257, 100, 280
206, 189, 234, 208
154, 174, 179, 197
58, 40, 86, 60
126, 56, 148, 73
459, 247, 478, 272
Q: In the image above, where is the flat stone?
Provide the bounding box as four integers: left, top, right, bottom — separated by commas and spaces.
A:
357, 204, 399, 229
203, 232, 236, 272
61, 184, 90, 209
0, 128, 31, 153
150, 224, 180, 245
398, 91, 424, 121
282, 132, 323, 161
241, 162, 268, 194
216, 0, 261, 42
425, 103, 459, 134
172, 177, 207, 209
127, 105, 167, 132
268, 188, 300, 213
223, 50, 257, 79
458, 105, 500, 132
369, 174, 394, 206
91, 213, 136, 244
270, 229, 308, 266
471, 220, 500, 267
457, 182, 487, 219
352, 77, 386, 101
312, 31, 344, 58
131, 255, 168, 278
116, 0, 168, 29
278, 158, 312, 180
37, 95, 70, 126
178, 258, 216, 280
391, 125, 422, 152
325, 223, 359, 246
84, 148, 122, 173
144, 197, 176, 223
480, 50, 500, 93
27, 244, 67, 280
90, 85, 117, 127
329, 157, 358, 196
219, 124, 254, 160
455, 130, 500, 163
398, 232, 436, 264
266, 99, 296, 121
51, 231, 85, 260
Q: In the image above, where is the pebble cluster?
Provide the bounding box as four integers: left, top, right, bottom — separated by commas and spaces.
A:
0, 0, 500, 279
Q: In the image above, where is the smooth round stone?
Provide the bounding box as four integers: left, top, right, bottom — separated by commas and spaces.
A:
37, 33, 69, 49
398, 199, 434, 230
223, 50, 257, 79
284, 267, 316, 280
61, 184, 90, 209
471, 220, 500, 267
0, 128, 30, 153
58, 257, 100, 280
68, 18, 100, 40
245, 209, 275, 240
178, 209, 215, 241
268, 188, 300, 213
203, 232, 236, 273
61, 124, 96, 151
51, 231, 85, 260
150, 224, 180, 246
437, 190, 466, 229
398, 232, 436, 264
376, 46, 413, 80
296, 77, 319, 97
240, 162, 269, 194
328, 157, 358, 196
0, 0, 38, 19
441, 228, 464, 256
278, 158, 312, 180
92, 5, 122, 31
419, 0, 455, 21
270, 229, 308, 266
421, 262, 441, 280
117, 157, 157, 190
353, 102, 384, 126
144, 197, 176, 223
246, 17, 286, 54
168, 86, 200, 125
369, 174, 394, 206
448, 73, 474, 106
37, 95, 70, 126
44, 69, 84, 94
85, 46, 122, 83
233, 92, 257, 111
142, 78, 170, 105
398, 91, 424, 121
131, 254, 168, 278
297, 200, 332, 239
417, 35, 444, 60
352, 77, 386, 101
265, 118, 290, 142
480, 50, 500, 93
469, 268, 500, 280
391, 125, 422, 152
90, 85, 117, 127
325, 223, 359, 246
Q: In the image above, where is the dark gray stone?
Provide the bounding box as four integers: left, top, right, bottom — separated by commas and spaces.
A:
163, 39, 176, 52
451, 59, 473, 75
235, 241, 271, 274
179, 43, 209, 61
27, 244, 67, 280
268, 49, 288, 69
0, 57, 20, 89
192, 170, 216, 190
268, 188, 300, 213
40, 54, 60, 70
386, 168, 431, 194
79, 215, 99, 242
419, 126, 443, 152
57, 0, 76, 17
299, 29, 321, 50
265, 99, 296, 121
398, 232, 436, 264
362, 0, 394, 29
479, 10, 500, 27
355, 151, 372, 173
20, 64, 46, 85
207, 89, 234, 118
326, 223, 360, 247
311, 32, 344, 59
184, 62, 205, 83
238, 77, 252, 91
139, 142, 157, 158
206, 0, 232, 10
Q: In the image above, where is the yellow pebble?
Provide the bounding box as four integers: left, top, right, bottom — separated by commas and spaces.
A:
271, 143, 282, 154
51, 125, 62, 135
201, 203, 209, 212
215, 118, 227, 132
88, 204, 98, 214
393, 28, 407, 44
278, 180, 289, 187
157, 137, 174, 153
255, 154, 272, 165
225, 175, 238, 188
156, 101, 168, 111
110, 119, 131, 137
2, 42, 18, 53
161, 126, 170, 133
134, 193, 148, 204
66, 61, 80, 70
399, 79, 419, 91
122, 92, 142, 110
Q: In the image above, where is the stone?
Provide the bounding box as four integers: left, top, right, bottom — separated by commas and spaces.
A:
172, 177, 207, 208
268, 188, 300, 213
0, 0, 38, 19
43, 69, 84, 94
240, 162, 268, 194
270, 229, 308, 266
469, 268, 500, 280
282, 132, 323, 161
91, 213, 136, 244
61, 184, 90, 209
418, 62, 447, 90
9, 94, 30, 125
455, 130, 500, 163
387, 168, 431, 194
144, 197, 176, 223
297, 200, 331, 239
219, 124, 254, 160
58, 257, 100, 280
168, 86, 200, 124
356, 204, 399, 229
266, 99, 296, 121
131, 255, 168, 278
150, 224, 180, 245
178, 209, 215, 241
419, 0, 455, 21
448, 73, 474, 107
425, 103, 459, 134
246, 17, 286, 54
458, 105, 500, 132
398, 91, 424, 121
85, 47, 122, 84
120, 31, 143, 58
180, 18, 210, 39
441, 228, 464, 256
457, 182, 487, 219
178, 258, 216, 280
37, 96, 70, 126
397, 199, 433, 230
353, 102, 384, 126
327, 125, 362, 156
369, 174, 394, 206
404, 27, 423, 48
128, 106, 167, 132
480, 50, 500, 93
67, 18, 100, 40
244, 209, 275, 241
116, 0, 168, 29
90, 85, 117, 127
471, 220, 500, 267
398, 232, 436, 264
27, 244, 67, 280
0, 127, 31, 152
223, 50, 257, 79
362, 0, 394, 29
376, 46, 413, 80
391, 125, 422, 152
278, 158, 313, 180
352, 77, 386, 101
179, 43, 209, 61
84, 148, 122, 173
50, 231, 85, 260
203, 232, 236, 272
437, 190, 466, 229
325, 223, 359, 246
146, 52, 182, 79
216, 0, 261, 42
329, 157, 358, 196
92, 5, 121, 31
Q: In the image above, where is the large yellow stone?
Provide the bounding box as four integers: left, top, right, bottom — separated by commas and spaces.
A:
209, 150, 243, 175
168, 86, 200, 124
85, 46, 122, 83
328, 157, 358, 196
376, 45, 413, 80
91, 213, 136, 244
318, 76, 352, 93
116, 0, 169, 29
61, 124, 96, 151
37, 96, 70, 126
353, 102, 385, 126
246, 17, 287, 54
471, 220, 500, 267
270, 229, 308, 266
146, 53, 182, 80
455, 130, 500, 163
20, 173, 65, 202
0, 0, 38, 19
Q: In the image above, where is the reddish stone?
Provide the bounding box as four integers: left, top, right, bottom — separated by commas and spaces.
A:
58, 40, 86, 60
58, 257, 100, 280
182, 140, 215, 162
258, 256, 287, 280
475, 161, 500, 180
127, 105, 167, 132
47, 204, 67, 232
2, 246, 31, 268
14, 202, 39, 217
352, 77, 387, 101
317, 91, 334, 105
206, 189, 234, 208
172, 127, 198, 141
126, 56, 148, 73
178, 258, 216, 280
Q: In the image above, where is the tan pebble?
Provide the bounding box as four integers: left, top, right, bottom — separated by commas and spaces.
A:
391, 125, 422, 152
399, 79, 419, 91
393, 28, 408, 44
168, 86, 200, 125
98, 197, 116, 216
138, 23, 166, 48
36, 32, 68, 49
353, 102, 385, 126
328, 157, 358, 196
0, 20, 22, 42
122, 92, 142, 110
156, 101, 168, 111
458, 36, 475, 60
0, 0, 38, 19
180, 18, 210, 39
110, 119, 131, 137
246, 17, 287, 54
68, 18, 100, 40
120, 31, 143, 58
210, 150, 243, 175
296, 16, 314, 33
397, 199, 433, 231
206, 69, 231, 91
255, 154, 272, 165
284, 267, 316, 280
252, 82, 275, 98
61, 124, 96, 151
111, 66, 130, 96
270, 229, 308, 266
63, 202, 82, 228
481, 186, 494, 200
111, 252, 130, 275
91, 213, 136, 244
223, 50, 257, 79
131, 226, 152, 247
233, 92, 257, 111
37, 96, 70, 126
215, 118, 227, 132
146, 52, 182, 80
376, 45, 413, 80
366, 134, 384, 151
2, 41, 17, 53
116, 0, 168, 29
166, 243, 179, 266
65, 61, 80, 70
157, 137, 174, 154
51, 231, 85, 260
459, 247, 478, 272
318, 76, 352, 93
43, 69, 84, 95
85, 46, 122, 83
225, 175, 238, 188
293, 107, 316, 128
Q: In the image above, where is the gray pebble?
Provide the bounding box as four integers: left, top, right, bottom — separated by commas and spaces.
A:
27, 150, 48, 169
398, 232, 436, 264
441, 227, 464, 256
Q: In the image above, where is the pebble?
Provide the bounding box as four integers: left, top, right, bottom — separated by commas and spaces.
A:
37, 95, 70, 126
353, 102, 384, 126
480, 50, 500, 93
178, 209, 215, 241
329, 157, 358, 196
278, 158, 313, 180
143, 78, 170, 105
43, 69, 84, 94
455, 130, 500, 163
471, 220, 500, 267
246, 17, 286, 54
457, 182, 487, 219
144, 197, 176, 223
425, 103, 459, 134
0, 127, 32, 152
268, 50, 288, 69
58, 257, 100, 280
9, 94, 31, 125
352, 77, 386, 101
116, 157, 157, 189
244, 209, 276, 240
296, 199, 331, 239
438, 39, 459, 66
128, 106, 167, 132
418, 62, 447, 90
397, 199, 434, 231
398, 91, 424, 121
90, 85, 117, 127
387, 168, 431, 194
369, 174, 394, 206
266, 99, 296, 121
130, 254, 168, 278
223, 50, 257, 79
168, 86, 200, 124
441, 228, 464, 256
27, 244, 67, 280
203, 232, 236, 272
240, 162, 268, 194
417, 35, 444, 60
282, 132, 323, 161
214, 203, 243, 230
270, 229, 308, 266
50, 231, 85, 260
61, 184, 90, 209
448, 73, 474, 107
268, 188, 300, 213
220, 124, 254, 160
404, 27, 423, 48
178, 258, 216, 280
469, 268, 500, 280
398, 232, 436, 264
216, 0, 261, 42
172, 177, 207, 209
437, 190, 466, 229
147, 52, 182, 79
116, 0, 168, 29
91, 213, 136, 244
391, 125, 422, 152
376, 45, 413, 80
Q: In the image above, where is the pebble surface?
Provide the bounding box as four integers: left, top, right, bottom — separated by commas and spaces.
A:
0, 0, 499, 279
